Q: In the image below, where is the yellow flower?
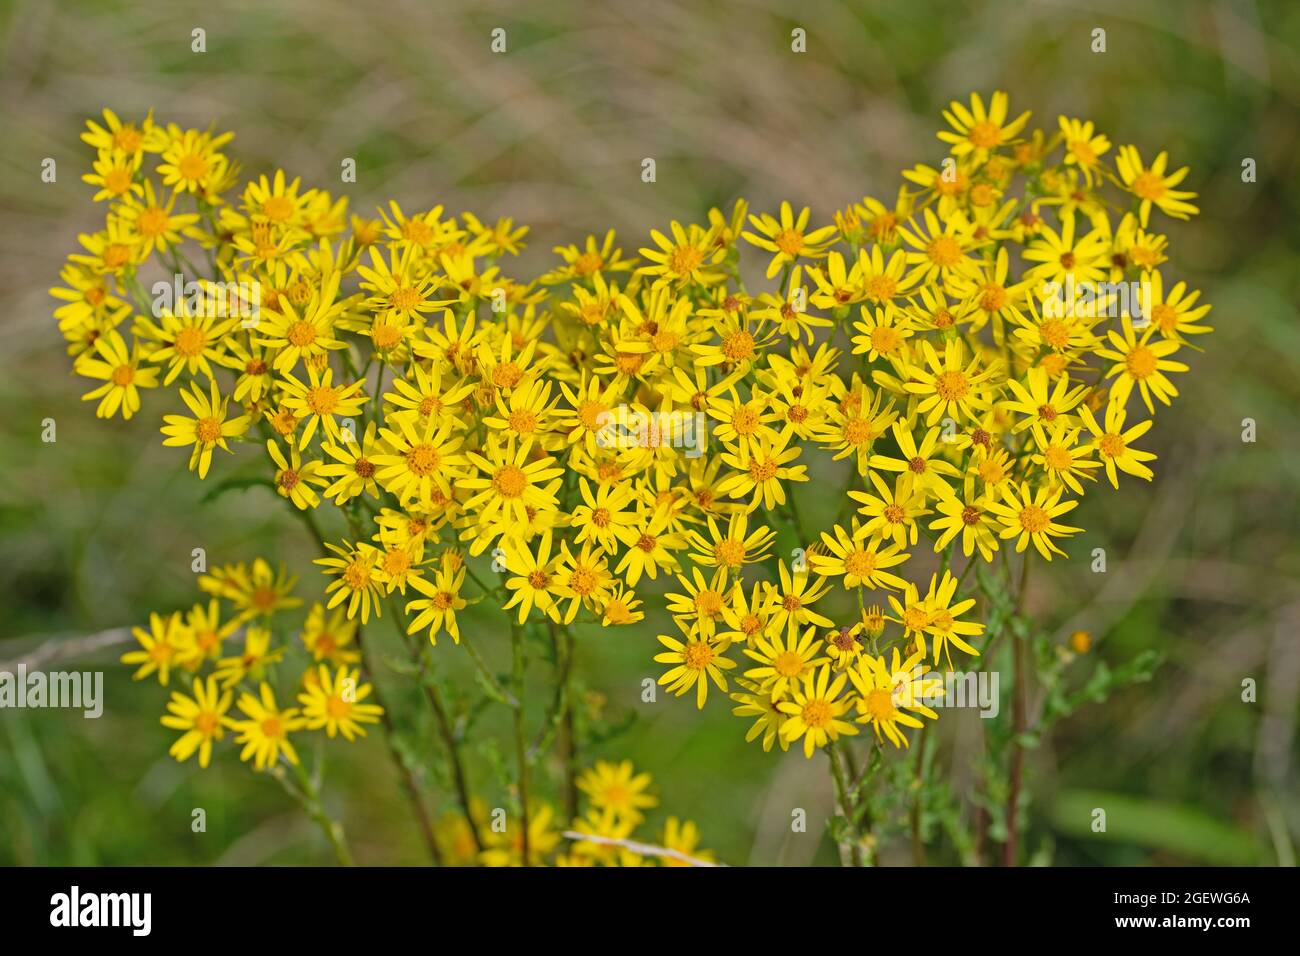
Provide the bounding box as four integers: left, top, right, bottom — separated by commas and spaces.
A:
231, 683, 305, 771
74, 329, 158, 419
1115, 145, 1199, 225
121, 611, 197, 686
848, 648, 941, 749
1096, 315, 1188, 413
576, 760, 657, 824
300, 602, 362, 665
742, 202, 838, 278
315, 540, 384, 623
298, 665, 384, 740
1058, 116, 1111, 186
1079, 401, 1157, 488
743, 625, 828, 701
160, 379, 250, 479
655, 629, 735, 708
986, 481, 1083, 560
937, 90, 1031, 158
406, 564, 468, 644
809, 523, 911, 590
266, 438, 329, 510
214, 626, 285, 688
638, 220, 725, 287
778, 664, 858, 758
161, 676, 234, 768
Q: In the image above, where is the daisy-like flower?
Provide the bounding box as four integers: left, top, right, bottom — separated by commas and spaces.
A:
897, 207, 982, 290
929, 478, 1000, 562
902, 339, 998, 427
937, 91, 1031, 158
849, 471, 930, 548
691, 315, 775, 373
730, 678, 791, 752
716, 427, 808, 510
569, 477, 639, 553
921, 570, 986, 666
480, 803, 563, 867
256, 270, 347, 372
121, 611, 196, 686
461, 438, 564, 532
372, 410, 465, 506
848, 649, 941, 749
357, 245, 449, 320
82, 149, 143, 202
300, 602, 362, 665
201, 558, 301, 620
601, 584, 645, 626
1096, 315, 1189, 413
502, 531, 568, 624
186, 598, 239, 662
777, 664, 858, 758
614, 506, 685, 587
1079, 401, 1157, 488
298, 665, 384, 740
70, 216, 145, 277
752, 265, 833, 345
160, 379, 250, 479
1143, 269, 1213, 342
144, 304, 237, 386
214, 626, 285, 688
1058, 116, 1111, 186
870, 420, 961, 498
278, 363, 368, 447
660, 817, 715, 866
1002, 366, 1089, 441
577, 759, 658, 825
406, 563, 468, 644
950, 246, 1028, 333
1031, 421, 1101, 495
266, 438, 329, 510
542, 230, 636, 283
638, 220, 725, 287
986, 481, 1083, 560
764, 562, 835, 638
808, 523, 910, 591
231, 683, 305, 771
80, 108, 161, 158
1021, 214, 1110, 288
156, 124, 235, 196
319, 421, 384, 504
74, 328, 159, 419
315, 540, 384, 623
554, 541, 613, 624
664, 567, 732, 638
742, 202, 838, 278
655, 629, 735, 708
743, 625, 828, 701
685, 512, 777, 578
1115, 145, 1199, 225
851, 303, 916, 363
161, 676, 234, 768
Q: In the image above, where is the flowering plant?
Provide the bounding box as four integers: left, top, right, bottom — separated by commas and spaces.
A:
56, 91, 1207, 865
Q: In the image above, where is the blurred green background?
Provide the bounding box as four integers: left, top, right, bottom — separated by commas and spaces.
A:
1, 0, 1298, 865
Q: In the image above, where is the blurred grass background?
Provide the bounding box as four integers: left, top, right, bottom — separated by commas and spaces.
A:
1, 0, 1298, 865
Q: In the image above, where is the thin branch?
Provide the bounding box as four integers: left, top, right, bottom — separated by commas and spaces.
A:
561, 831, 723, 867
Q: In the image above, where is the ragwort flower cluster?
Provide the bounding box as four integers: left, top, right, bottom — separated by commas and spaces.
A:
56, 92, 1207, 862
